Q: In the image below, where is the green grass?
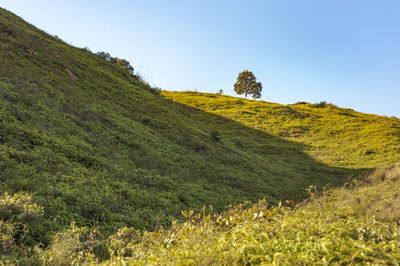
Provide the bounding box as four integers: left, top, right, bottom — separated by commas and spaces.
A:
101, 166, 400, 264
20, 167, 400, 265
162, 91, 400, 169
1, 7, 400, 264
124, 167, 399, 265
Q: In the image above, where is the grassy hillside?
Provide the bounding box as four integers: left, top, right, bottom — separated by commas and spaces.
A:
0, 7, 367, 242
163, 91, 400, 168
1, 7, 400, 264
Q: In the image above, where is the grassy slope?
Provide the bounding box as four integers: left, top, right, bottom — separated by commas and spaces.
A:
163, 91, 400, 168
1, 7, 400, 264
3, 168, 400, 264
0, 7, 367, 245
100, 167, 400, 265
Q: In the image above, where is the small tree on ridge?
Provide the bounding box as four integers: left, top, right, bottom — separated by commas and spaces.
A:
234, 70, 262, 99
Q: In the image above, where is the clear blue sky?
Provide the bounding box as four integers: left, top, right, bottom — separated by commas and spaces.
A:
2, 1, 400, 117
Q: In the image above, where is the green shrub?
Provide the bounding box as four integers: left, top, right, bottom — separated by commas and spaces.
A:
38, 222, 106, 265
0, 192, 43, 224
0, 192, 43, 263
210, 131, 221, 142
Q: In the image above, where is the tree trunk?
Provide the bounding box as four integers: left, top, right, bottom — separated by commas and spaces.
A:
245, 92, 247, 98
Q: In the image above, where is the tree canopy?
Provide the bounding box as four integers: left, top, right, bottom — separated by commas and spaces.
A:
234, 70, 262, 99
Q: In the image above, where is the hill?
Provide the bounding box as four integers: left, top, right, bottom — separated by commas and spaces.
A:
0, 6, 367, 236
1, 7, 400, 264
162, 91, 400, 169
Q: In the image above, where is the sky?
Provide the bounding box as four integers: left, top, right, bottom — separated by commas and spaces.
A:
2, 0, 400, 117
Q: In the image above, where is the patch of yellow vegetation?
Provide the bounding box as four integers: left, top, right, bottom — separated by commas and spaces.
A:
163, 91, 400, 168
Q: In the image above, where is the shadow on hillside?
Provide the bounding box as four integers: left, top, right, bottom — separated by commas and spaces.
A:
161, 96, 372, 203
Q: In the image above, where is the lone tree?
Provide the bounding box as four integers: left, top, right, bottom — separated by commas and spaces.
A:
234, 70, 262, 99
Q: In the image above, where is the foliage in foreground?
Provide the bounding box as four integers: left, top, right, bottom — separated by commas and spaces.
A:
0, 192, 43, 264
30, 167, 399, 265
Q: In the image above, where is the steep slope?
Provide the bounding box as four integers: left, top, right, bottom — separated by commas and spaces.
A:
0, 7, 363, 244
163, 91, 400, 168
